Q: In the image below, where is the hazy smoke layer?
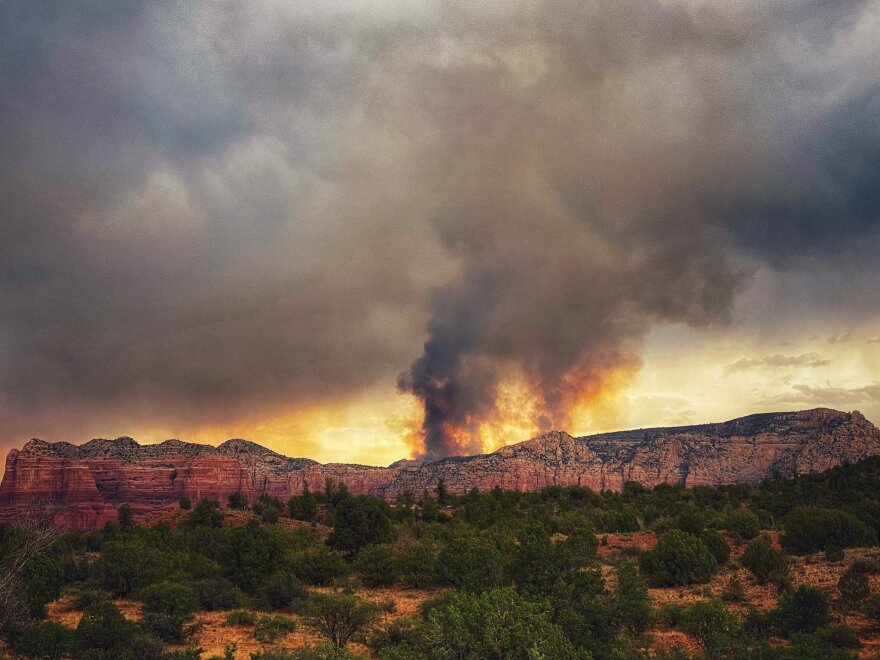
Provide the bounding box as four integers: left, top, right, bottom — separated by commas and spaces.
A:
0, 1, 878, 456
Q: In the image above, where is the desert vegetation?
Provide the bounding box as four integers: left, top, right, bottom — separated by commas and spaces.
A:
3, 459, 880, 658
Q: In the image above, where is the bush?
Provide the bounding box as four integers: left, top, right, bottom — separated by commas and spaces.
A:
71, 587, 108, 610
179, 496, 192, 510
726, 509, 761, 540
675, 505, 707, 535
255, 614, 296, 643
354, 544, 397, 587
818, 624, 861, 649
511, 527, 579, 599
188, 499, 224, 527
782, 507, 876, 554
306, 592, 379, 648
328, 495, 393, 555
825, 545, 845, 562
95, 538, 174, 597
225, 609, 257, 626
700, 528, 730, 565
138, 580, 199, 619
118, 503, 134, 530
416, 588, 578, 658
192, 577, 244, 610
265, 571, 308, 611
722, 576, 746, 603
251, 643, 368, 659
228, 491, 248, 510
14, 621, 75, 659
680, 600, 742, 650
435, 536, 508, 591
864, 593, 880, 622
395, 541, 436, 588
288, 485, 319, 522
141, 612, 186, 643
850, 558, 880, 574
776, 586, 829, 634
291, 547, 348, 585
838, 567, 870, 604
253, 494, 285, 523
75, 600, 136, 656
613, 561, 651, 634
639, 530, 718, 586
740, 535, 789, 586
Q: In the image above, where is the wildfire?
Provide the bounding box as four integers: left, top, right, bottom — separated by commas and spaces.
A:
406, 360, 639, 458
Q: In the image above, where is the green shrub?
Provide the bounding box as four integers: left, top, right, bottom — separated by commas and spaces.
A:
141, 612, 187, 643
306, 592, 379, 649
726, 509, 761, 540
825, 545, 845, 562
255, 614, 296, 643
265, 570, 308, 611
192, 577, 244, 610
228, 491, 248, 510
251, 643, 368, 659
864, 593, 880, 622
74, 600, 136, 655
253, 494, 285, 523
179, 496, 192, 510
328, 495, 393, 555
354, 544, 397, 587
680, 600, 742, 650
188, 499, 224, 527
435, 536, 508, 591
818, 624, 861, 649
13, 621, 75, 659
675, 505, 707, 535
850, 558, 880, 574
613, 561, 651, 634
838, 567, 870, 604
395, 541, 436, 588
639, 530, 718, 586
225, 609, 257, 626
288, 485, 319, 522
594, 508, 640, 533
291, 546, 348, 585
700, 528, 730, 565
95, 538, 175, 597
782, 507, 877, 554
131, 633, 167, 659
117, 504, 134, 530
722, 576, 746, 603
71, 587, 109, 610
138, 580, 199, 619
416, 588, 578, 658
776, 586, 830, 634
740, 535, 789, 586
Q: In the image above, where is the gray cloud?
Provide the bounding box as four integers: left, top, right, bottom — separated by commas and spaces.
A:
1, 1, 879, 457
724, 353, 831, 374
772, 383, 880, 406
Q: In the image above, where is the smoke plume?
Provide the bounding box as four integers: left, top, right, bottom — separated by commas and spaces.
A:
1, 1, 878, 458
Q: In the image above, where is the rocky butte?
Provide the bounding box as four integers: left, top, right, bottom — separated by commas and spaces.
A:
1, 408, 879, 529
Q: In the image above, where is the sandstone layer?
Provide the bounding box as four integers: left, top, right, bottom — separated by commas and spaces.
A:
2, 408, 878, 529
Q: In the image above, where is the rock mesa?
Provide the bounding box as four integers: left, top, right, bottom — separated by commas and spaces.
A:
1, 408, 879, 529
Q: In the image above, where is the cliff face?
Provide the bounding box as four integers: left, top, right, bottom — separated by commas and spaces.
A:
2, 408, 879, 529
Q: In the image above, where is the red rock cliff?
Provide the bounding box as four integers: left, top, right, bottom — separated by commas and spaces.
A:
2, 408, 879, 529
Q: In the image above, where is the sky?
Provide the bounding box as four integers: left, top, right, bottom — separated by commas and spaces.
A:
1, 1, 879, 465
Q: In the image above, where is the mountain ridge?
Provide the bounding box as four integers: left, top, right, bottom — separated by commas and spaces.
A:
2, 408, 879, 529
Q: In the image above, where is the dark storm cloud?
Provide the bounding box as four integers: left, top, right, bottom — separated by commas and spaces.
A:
0, 1, 878, 456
